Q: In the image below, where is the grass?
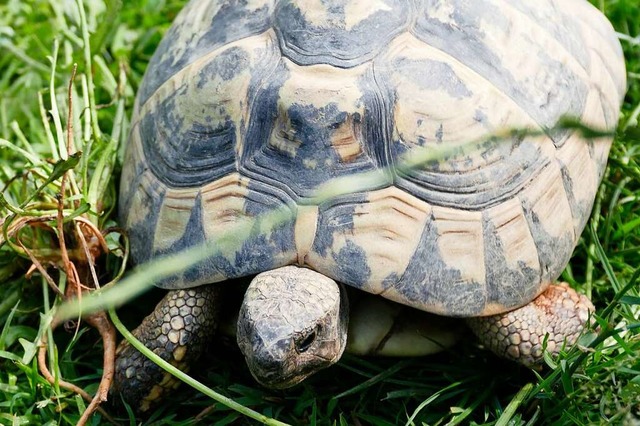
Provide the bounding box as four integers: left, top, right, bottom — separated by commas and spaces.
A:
1, 0, 639, 425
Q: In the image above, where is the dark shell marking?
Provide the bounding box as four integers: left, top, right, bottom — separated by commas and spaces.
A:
274, 0, 411, 67
121, 0, 625, 316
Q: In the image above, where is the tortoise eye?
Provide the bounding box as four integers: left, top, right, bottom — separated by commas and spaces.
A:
296, 328, 318, 353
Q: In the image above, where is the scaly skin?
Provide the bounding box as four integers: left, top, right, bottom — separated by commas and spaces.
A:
112, 286, 219, 412
112, 276, 593, 412
466, 283, 594, 366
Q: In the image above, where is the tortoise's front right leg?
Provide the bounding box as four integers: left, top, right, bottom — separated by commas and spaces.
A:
466, 283, 594, 366
112, 285, 219, 413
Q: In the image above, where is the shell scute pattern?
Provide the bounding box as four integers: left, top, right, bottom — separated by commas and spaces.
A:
411, 0, 590, 134
274, 0, 411, 67
137, 0, 276, 106
144, 173, 298, 290
125, 172, 166, 266
381, 32, 554, 210
390, 207, 486, 317
139, 33, 280, 188
121, 0, 625, 315
307, 188, 429, 292
240, 60, 390, 199
482, 199, 541, 312
519, 175, 576, 287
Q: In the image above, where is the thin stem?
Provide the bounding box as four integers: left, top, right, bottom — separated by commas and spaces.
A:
108, 307, 291, 426
75, 0, 101, 141
38, 90, 60, 161
0, 139, 48, 167
48, 39, 66, 160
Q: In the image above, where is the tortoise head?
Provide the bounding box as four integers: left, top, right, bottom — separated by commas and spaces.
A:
237, 266, 348, 389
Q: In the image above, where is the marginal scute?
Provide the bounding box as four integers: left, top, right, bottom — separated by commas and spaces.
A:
555, 133, 599, 237
579, 89, 616, 172
390, 209, 486, 317
153, 188, 199, 252
196, 173, 297, 281
118, 126, 147, 222
307, 187, 431, 292
518, 162, 576, 284
482, 198, 541, 314
432, 206, 485, 287
381, 204, 492, 313
125, 171, 167, 265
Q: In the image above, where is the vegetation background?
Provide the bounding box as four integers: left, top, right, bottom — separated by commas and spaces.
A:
0, 0, 638, 424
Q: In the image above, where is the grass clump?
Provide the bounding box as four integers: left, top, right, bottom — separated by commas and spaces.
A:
1, 0, 639, 425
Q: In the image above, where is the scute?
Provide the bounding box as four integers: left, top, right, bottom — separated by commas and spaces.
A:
380, 32, 556, 210
122, 0, 626, 316
274, 0, 410, 67
137, 0, 275, 106
518, 162, 576, 284
482, 199, 541, 312
138, 33, 280, 188
391, 207, 487, 317
412, 0, 590, 133
239, 59, 391, 199
123, 171, 166, 266
306, 188, 432, 290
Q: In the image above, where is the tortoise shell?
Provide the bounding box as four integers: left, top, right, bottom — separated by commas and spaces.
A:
119, 0, 626, 317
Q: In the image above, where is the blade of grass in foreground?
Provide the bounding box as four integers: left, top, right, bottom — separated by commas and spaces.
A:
109, 307, 290, 426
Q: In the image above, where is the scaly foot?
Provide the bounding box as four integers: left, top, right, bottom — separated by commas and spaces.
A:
466, 283, 594, 366
112, 286, 219, 412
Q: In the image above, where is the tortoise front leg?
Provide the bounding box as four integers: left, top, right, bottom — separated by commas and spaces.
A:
466, 283, 594, 366
112, 286, 219, 413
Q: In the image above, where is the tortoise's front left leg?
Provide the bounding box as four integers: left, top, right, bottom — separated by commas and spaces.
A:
112, 285, 219, 413
466, 283, 594, 366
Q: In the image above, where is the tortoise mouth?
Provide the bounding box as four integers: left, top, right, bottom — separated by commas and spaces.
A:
252, 369, 309, 389
250, 355, 334, 389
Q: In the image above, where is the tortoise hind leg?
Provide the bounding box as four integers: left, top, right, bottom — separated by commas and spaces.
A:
466, 283, 594, 366
112, 285, 219, 413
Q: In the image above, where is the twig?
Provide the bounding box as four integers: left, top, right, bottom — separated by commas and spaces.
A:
66, 64, 78, 157
37, 319, 119, 425
78, 311, 117, 426
33, 59, 117, 426
76, 217, 110, 260
75, 221, 100, 288
18, 241, 63, 296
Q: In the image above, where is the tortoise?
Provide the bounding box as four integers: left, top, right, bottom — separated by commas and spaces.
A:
113, 0, 626, 412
